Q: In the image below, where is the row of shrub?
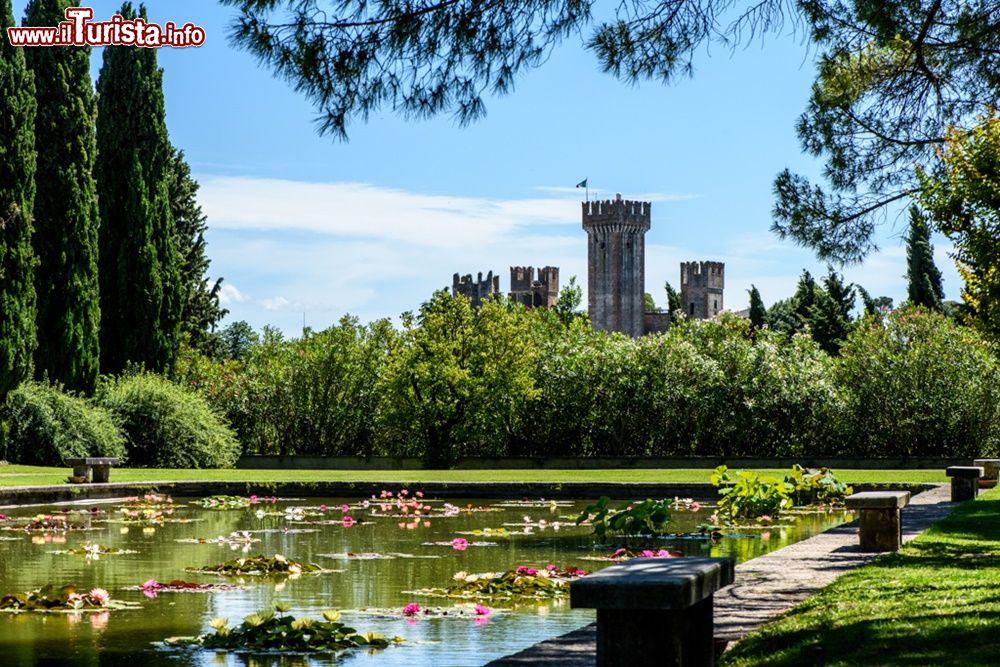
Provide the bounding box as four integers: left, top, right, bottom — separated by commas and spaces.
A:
175, 294, 1000, 465
3, 294, 998, 468
0, 374, 239, 468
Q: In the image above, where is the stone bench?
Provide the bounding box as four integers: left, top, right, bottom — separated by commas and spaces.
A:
947, 466, 983, 501
974, 459, 1000, 487
570, 557, 735, 666
65, 457, 119, 484
844, 491, 910, 552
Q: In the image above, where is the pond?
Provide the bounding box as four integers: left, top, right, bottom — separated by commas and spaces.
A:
0, 493, 850, 666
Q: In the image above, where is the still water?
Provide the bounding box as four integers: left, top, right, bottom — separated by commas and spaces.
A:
0, 494, 849, 666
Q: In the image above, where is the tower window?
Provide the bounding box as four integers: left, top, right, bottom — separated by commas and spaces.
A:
714, 300, 718, 311
689, 303, 695, 316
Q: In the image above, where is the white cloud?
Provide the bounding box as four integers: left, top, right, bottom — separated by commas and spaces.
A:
218, 283, 247, 305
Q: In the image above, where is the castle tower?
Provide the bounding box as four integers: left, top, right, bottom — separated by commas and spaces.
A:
679, 261, 725, 319
452, 270, 499, 308
582, 194, 651, 337
509, 266, 560, 308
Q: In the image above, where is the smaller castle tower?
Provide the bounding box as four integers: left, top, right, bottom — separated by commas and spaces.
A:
452, 270, 499, 308
509, 266, 560, 308
680, 261, 725, 320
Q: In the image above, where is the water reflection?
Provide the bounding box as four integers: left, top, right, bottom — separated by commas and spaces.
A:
0, 496, 848, 666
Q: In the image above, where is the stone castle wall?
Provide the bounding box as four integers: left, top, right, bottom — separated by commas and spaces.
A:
680, 261, 725, 320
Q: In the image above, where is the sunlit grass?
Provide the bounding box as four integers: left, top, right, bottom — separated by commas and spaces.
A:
722, 487, 1000, 667
0, 464, 947, 488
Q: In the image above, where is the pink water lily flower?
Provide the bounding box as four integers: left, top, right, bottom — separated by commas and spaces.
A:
415, 491, 424, 498
319, 504, 327, 512
141, 579, 159, 590
451, 538, 469, 551
88, 588, 110, 606
656, 549, 673, 557
342, 516, 355, 527
640, 550, 655, 557
340, 504, 350, 513
474, 604, 491, 616
403, 603, 421, 616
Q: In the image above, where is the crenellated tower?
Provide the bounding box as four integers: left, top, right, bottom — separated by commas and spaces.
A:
452, 270, 499, 308
582, 194, 651, 337
680, 261, 725, 319
509, 266, 560, 308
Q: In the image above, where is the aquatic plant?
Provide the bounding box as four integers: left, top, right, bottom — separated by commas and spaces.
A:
0, 584, 139, 613
164, 604, 401, 653
187, 554, 328, 577
191, 496, 252, 510
411, 565, 587, 601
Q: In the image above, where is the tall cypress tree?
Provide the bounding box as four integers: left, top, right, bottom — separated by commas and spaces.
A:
905, 206, 944, 310
747, 285, 766, 330
23, 0, 100, 393
168, 148, 227, 353
96, 2, 182, 375
0, 0, 38, 400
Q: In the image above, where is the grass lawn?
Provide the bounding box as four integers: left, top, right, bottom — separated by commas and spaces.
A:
0, 464, 947, 488
722, 486, 1000, 667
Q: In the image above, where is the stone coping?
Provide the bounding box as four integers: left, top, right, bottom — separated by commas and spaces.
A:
570, 557, 735, 610
845, 490, 911, 509
946, 466, 983, 478
0, 480, 937, 508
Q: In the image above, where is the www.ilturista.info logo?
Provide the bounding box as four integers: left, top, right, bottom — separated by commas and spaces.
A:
7, 7, 205, 48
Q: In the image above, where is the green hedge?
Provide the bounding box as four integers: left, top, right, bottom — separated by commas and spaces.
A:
175, 299, 1000, 462
1, 382, 126, 466
97, 373, 240, 468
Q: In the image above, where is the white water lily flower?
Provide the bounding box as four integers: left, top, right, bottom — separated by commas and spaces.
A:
453, 571, 468, 581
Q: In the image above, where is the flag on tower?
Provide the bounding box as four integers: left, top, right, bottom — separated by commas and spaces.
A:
575, 178, 588, 189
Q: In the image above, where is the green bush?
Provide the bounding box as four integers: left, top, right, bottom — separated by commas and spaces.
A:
836, 306, 1000, 457
0, 382, 126, 465
97, 373, 240, 468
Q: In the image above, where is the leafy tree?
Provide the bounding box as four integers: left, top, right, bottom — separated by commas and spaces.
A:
0, 0, 37, 401
23, 0, 101, 394
904, 206, 944, 310
96, 2, 183, 375
219, 320, 258, 361
168, 149, 227, 353
766, 297, 799, 335
643, 292, 657, 313
748, 284, 766, 330
918, 115, 1000, 338
664, 281, 682, 315
378, 291, 538, 467
773, 1, 1000, 263
791, 270, 818, 329
553, 275, 584, 326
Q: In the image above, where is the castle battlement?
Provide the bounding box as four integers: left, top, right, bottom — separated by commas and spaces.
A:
680, 261, 725, 289
509, 266, 559, 309
582, 194, 651, 231
452, 270, 499, 308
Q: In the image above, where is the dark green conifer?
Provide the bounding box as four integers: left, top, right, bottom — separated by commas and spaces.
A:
24, 0, 101, 393
748, 285, 766, 330
96, 2, 182, 374
905, 206, 944, 310
0, 0, 38, 400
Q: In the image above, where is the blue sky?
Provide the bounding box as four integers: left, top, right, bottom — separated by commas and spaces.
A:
14, 1, 963, 335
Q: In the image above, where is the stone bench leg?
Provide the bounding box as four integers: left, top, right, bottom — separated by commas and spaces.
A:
91, 465, 111, 483
951, 477, 978, 502
596, 596, 715, 667
71, 465, 92, 483
858, 508, 902, 552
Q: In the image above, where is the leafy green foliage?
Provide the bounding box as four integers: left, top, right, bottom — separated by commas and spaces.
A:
918, 115, 1000, 339
415, 566, 587, 601
0, 381, 125, 466
0, 584, 134, 613
378, 291, 538, 466
748, 285, 766, 330
168, 605, 398, 653
97, 373, 239, 468
711, 465, 793, 523
576, 496, 672, 543
783, 465, 853, 505
23, 0, 100, 394
191, 495, 252, 510
835, 306, 1000, 457
0, 0, 38, 402
188, 554, 325, 577
664, 281, 683, 316
96, 2, 182, 375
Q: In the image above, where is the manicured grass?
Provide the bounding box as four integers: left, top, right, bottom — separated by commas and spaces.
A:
0, 464, 947, 488
722, 486, 1000, 667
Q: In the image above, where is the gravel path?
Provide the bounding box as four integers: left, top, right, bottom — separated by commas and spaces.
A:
486, 484, 955, 666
